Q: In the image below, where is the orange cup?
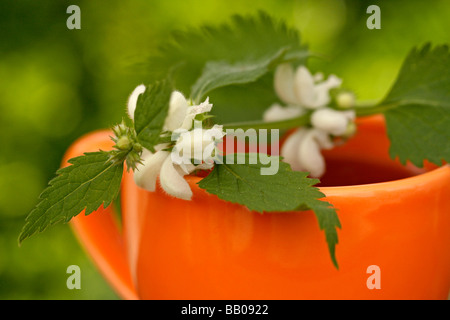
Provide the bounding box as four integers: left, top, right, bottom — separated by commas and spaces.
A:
65, 115, 450, 300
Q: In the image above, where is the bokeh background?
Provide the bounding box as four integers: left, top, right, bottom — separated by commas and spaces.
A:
0, 0, 449, 299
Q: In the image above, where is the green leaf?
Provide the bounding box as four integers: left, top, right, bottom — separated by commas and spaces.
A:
146, 12, 306, 92
134, 79, 172, 152
385, 104, 450, 166
379, 43, 450, 166
208, 73, 280, 124
191, 48, 287, 102
304, 197, 341, 269
383, 43, 450, 108
198, 154, 340, 268
142, 12, 307, 123
19, 152, 123, 244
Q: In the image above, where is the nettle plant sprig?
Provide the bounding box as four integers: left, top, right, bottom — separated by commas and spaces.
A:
19, 12, 450, 269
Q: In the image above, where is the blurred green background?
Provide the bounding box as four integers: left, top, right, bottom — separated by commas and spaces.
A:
0, 0, 448, 299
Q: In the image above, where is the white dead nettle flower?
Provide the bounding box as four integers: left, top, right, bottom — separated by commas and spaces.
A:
128, 87, 223, 200
171, 124, 225, 174
280, 108, 355, 177
310, 108, 356, 136
274, 63, 342, 109
263, 104, 305, 122
281, 128, 333, 178
263, 64, 342, 122
127, 84, 146, 120
266, 64, 356, 178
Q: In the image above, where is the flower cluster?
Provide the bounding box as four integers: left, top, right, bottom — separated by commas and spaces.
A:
127, 86, 224, 200
263, 64, 356, 177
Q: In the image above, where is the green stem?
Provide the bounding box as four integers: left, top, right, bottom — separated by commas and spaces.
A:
222, 111, 312, 131
221, 101, 397, 132
335, 101, 398, 117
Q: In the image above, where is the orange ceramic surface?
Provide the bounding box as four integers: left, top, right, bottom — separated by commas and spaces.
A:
66, 116, 450, 300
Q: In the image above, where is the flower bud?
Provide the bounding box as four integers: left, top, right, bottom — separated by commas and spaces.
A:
336, 91, 355, 109
116, 136, 131, 150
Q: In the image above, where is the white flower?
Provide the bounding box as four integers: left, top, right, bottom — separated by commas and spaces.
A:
310, 108, 355, 136
127, 84, 146, 120
266, 64, 356, 178
128, 87, 221, 200
263, 103, 304, 122
279, 108, 355, 177
171, 124, 225, 174
274, 63, 342, 109
281, 128, 333, 178
263, 64, 343, 122
164, 92, 212, 131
